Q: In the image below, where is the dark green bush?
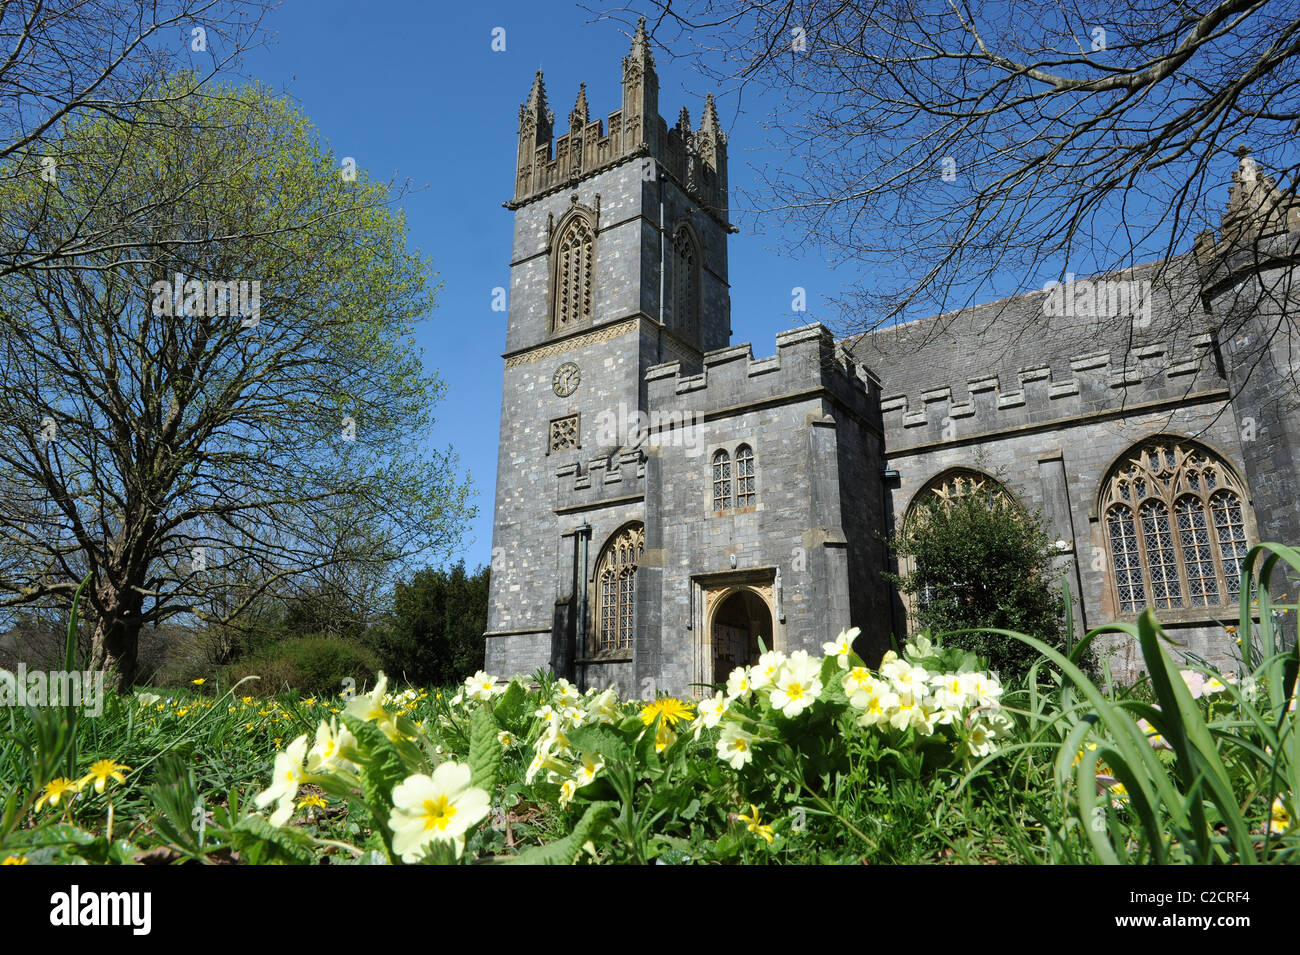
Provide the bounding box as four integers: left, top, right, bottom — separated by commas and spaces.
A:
886, 491, 1073, 680
226, 635, 382, 697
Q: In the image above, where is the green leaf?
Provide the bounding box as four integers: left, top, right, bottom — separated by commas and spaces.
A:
493, 681, 529, 732
567, 724, 635, 766
230, 815, 317, 865
505, 802, 613, 865
469, 705, 503, 791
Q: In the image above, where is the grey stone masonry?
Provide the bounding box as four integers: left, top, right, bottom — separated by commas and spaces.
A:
486, 35, 1300, 691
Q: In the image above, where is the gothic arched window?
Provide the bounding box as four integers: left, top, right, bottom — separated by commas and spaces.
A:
712, 449, 732, 510
553, 216, 594, 333
735, 444, 755, 508
593, 523, 644, 653
1100, 441, 1250, 614
671, 226, 700, 338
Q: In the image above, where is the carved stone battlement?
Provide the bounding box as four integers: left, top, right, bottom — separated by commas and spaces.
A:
644, 323, 878, 420
878, 333, 1220, 447
555, 449, 646, 511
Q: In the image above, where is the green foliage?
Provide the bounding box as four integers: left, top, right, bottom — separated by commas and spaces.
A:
368, 562, 489, 686
227, 636, 382, 696
887, 492, 1069, 679
1, 545, 1296, 866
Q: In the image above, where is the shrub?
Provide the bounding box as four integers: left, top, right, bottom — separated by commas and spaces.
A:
227, 635, 382, 697
887, 491, 1070, 680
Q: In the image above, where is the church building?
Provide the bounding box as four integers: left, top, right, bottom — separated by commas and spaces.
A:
484, 20, 1300, 695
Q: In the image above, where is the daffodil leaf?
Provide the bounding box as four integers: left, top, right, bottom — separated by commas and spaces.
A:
469, 705, 503, 791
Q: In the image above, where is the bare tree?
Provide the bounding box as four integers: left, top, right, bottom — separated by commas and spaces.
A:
609, 1, 1300, 344
1, 1, 276, 278
0, 76, 474, 688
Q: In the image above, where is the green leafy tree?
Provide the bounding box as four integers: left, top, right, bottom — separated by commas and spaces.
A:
886, 493, 1068, 679
0, 76, 474, 688
371, 562, 490, 687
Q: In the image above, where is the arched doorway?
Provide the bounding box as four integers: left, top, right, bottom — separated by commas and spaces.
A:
711, 589, 773, 685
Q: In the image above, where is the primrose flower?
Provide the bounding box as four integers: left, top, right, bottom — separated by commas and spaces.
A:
34, 777, 81, 812
725, 666, 753, 701
966, 720, 996, 757
883, 660, 930, 696
552, 679, 582, 706
255, 734, 309, 827
854, 686, 898, 728
574, 751, 604, 786
737, 804, 775, 845
497, 730, 516, 748
749, 651, 787, 691
968, 673, 1003, 707
770, 651, 822, 718
693, 691, 729, 738
464, 671, 503, 702
717, 722, 758, 770
307, 719, 359, 775
76, 759, 130, 795
558, 778, 579, 807
931, 672, 974, 709
388, 763, 490, 862
525, 749, 569, 785
344, 673, 399, 740
822, 627, 860, 668
585, 687, 622, 724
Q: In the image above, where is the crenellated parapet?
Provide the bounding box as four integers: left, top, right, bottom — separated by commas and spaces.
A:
878, 334, 1220, 449
644, 323, 878, 424
508, 18, 728, 220
555, 449, 646, 512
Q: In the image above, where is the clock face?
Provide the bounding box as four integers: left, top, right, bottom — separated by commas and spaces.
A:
552, 361, 581, 397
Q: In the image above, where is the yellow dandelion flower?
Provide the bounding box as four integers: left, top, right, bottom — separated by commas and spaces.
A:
76, 759, 130, 795
34, 777, 81, 811
303, 697, 317, 707
192, 678, 206, 686
1, 855, 27, 865
638, 697, 695, 728
272, 737, 283, 747
297, 794, 328, 810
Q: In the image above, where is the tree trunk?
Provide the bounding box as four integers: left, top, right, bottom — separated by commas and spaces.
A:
87, 579, 145, 691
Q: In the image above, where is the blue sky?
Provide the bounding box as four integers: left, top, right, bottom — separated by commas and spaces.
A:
235, 1, 845, 573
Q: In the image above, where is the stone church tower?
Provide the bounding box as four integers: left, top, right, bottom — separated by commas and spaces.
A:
485, 21, 887, 696
486, 23, 1300, 693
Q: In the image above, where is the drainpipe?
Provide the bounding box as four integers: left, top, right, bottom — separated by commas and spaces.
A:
575, 522, 591, 687
657, 164, 665, 366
